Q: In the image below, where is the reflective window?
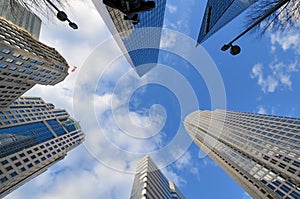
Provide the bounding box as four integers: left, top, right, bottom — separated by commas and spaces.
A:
1, 49, 10, 54
0, 63, 7, 68
24, 64, 31, 68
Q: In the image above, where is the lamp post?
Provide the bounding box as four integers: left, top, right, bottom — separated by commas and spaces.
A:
221, 0, 290, 55
45, 0, 78, 30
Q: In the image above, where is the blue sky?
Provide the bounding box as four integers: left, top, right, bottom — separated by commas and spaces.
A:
5, 0, 300, 199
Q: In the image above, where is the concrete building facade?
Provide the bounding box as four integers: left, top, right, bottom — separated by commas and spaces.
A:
0, 17, 69, 108
130, 156, 186, 199
184, 110, 300, 199
0, 0, 41, 39
0, 96, 84, 197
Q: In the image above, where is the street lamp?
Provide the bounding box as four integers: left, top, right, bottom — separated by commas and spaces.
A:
45, 0, 78, 30
221, 0, 290, 55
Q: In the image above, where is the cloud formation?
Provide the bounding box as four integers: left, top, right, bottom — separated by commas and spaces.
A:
6, 1, 197, 198
250, 61, 298, 93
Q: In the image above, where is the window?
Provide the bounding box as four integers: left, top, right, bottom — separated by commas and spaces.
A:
5, 58, 14, 63
24, 64, 31, 68
15, 162, 21, 167
6, 166, 13, 171
9, 66, 17, 71
267, 184, 275, 190
1, 160, 8, 165
18, 68, 25, 73
10, 172, 18, 177
292, 161, 300, 167
30, 59, 37, 63
1, 49, 10, 54
280, 185, 291, 193
0, 177, 8, 183
0, 63, 7, 68
15, 61, 23, 66
32, 65, 38, 70
275, 190, 284, 197
0, 55, 4, 60
26, 70, 32, 75
12, 53, 20, 57
22, 56, 29, 61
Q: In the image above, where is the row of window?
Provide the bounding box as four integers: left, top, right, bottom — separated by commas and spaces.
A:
1, 48, 64, 71
0, 131, 83, 184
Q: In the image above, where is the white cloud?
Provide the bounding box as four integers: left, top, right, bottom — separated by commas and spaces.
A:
175, 151, 192, 170
250, 61, 298, 93
5, 1, 199, 198
270, 31, 300, 53
162, 167, 187, 187
257, 106, 267, 114
167, 4, 177, 14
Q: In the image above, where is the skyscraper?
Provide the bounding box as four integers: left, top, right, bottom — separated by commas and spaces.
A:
92, 0, 167, 77
0, 0, 42, 39
0, 17, 69, 109
184, 110, 300, 199
197, 0, 257, 44
0, 96, 84, 198
130, 155, 186, 199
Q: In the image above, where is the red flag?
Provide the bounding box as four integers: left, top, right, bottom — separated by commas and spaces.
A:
71, 66, 77, 72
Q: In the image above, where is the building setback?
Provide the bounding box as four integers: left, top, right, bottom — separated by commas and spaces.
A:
0, 17, 69, 109
184, 110, 300, 199
92, 0, 167, 77
130, 155, 186, 199
197, 0, 257, 45
0, 0, 41, 39
0, 96, 84, 198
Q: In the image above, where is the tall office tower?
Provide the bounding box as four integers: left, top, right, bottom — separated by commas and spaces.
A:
0, 17, 69, 109
0, 96, 85, 198
197, 0, 257, 44
130, 155, 186, 199
0, 0, 42, 39
184, 110, 300, 199
92, 0, 167, 77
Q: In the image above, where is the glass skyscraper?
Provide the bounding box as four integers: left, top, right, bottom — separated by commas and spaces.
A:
0, 96, 84, 198
197, 0, 257, 44
184, 110, 300, 199
92, 0, 167, 77
0, 0, 41, 39
130, 156, 186, 199
0, 17, 69, 108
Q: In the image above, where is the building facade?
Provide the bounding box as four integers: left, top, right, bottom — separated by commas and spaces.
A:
0, 96, 84, 198
184, 110, 300, 199
0, 0, 41, 39
197, 0, 257, 44
0, 17, 69, 109
92, 0, 167, 77
130, 155, 186, 199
